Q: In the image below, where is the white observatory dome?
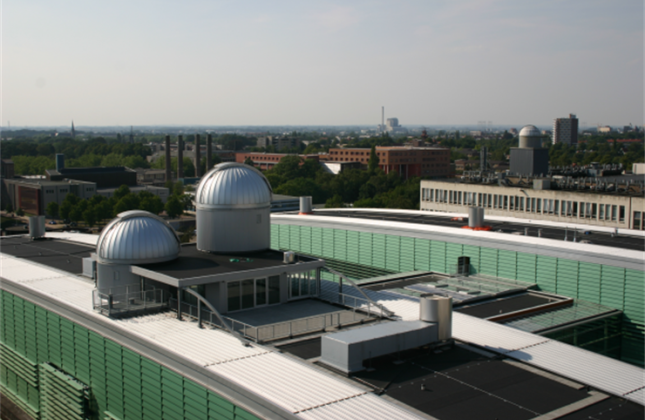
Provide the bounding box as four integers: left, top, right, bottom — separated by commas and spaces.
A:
196, 162, 272, 210
519, 125, 542, 137
195, 163, 272, 253
96, 210, 180, 264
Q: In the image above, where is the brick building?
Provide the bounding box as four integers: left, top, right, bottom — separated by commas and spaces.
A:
327, 146, 451, 179
235, 153, 319, 171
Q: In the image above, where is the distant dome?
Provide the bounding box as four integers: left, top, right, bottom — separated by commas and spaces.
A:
96, 210, 180, 264
519, 125, 541, 137
195, 162, 272, 210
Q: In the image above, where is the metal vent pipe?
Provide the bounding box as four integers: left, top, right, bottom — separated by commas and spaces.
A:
420, 296, 452, 341
28, 216, 46, 239
299, 196, 313, 214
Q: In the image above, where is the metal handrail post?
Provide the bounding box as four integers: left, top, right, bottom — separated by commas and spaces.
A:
197, 300, 202, 329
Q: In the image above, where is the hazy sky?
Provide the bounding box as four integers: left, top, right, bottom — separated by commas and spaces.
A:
4, 0, 643, 127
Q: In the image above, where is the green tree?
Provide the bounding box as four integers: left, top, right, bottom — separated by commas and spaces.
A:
16, 207, 25, 217
82, 207, 98, 227
324, 195, 345, 209
46, 202, 59, 218
60, 201, 73, 220
113, 185, 131, 201
140, 195, 164, 215
96, 201, 113, 224
165, 196, 183, 218
244, 157, 254, 166
5, 202, 14, 214
368, 145, 379, 174
275, 178, 325, 203
113, 194, 139, 214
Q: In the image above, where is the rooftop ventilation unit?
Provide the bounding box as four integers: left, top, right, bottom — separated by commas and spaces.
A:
28, 216, 45, 239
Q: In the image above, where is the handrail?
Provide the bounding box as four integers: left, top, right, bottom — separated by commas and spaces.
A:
323, 266, 395, 318
182, 287, 251, 346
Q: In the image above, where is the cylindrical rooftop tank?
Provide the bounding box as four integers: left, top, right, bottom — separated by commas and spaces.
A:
96, 210, 180, 265
195, 162, 272, 253
420, 296, 452, 341
299, 196, 313, 215
519, 125, 542, 148
28, 216, 45, 239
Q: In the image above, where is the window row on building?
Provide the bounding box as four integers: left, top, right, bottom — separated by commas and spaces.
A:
419, 181, 644, 230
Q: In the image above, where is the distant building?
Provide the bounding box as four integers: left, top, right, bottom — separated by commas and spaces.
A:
420, 177, 645, 230
327, 146, 451, 179
256, 136, 301, 151
553, 114, 579, 145
509, 125, 549, 177
235, 152, 319, 171
46, 166, 137, 189
3, 178, 96, 216
598, 126, 613, 134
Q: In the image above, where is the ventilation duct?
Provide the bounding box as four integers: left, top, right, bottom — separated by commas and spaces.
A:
420, 296, 452, 341
28, 216, 45, 239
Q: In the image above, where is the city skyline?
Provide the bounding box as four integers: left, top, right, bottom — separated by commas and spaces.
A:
4, 1, 643, 127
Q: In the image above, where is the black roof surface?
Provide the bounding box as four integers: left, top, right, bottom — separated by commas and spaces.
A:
351, 345, 592, 420
135, 244, 316, 279
0, 236, 93, 275
314, 210, 645, 252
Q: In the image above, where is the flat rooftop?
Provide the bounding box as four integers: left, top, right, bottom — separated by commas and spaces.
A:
312, 209, 645, 251
0, 236, 93, 275
136, 244, 318, 280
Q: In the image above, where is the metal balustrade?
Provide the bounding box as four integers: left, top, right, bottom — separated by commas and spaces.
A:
169, 298, 375, 343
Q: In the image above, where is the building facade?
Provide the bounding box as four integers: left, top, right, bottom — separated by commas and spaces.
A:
327, 147, 451, 179
256, 136, 301, 151
3, 179, 97, 216
553, 114, 579, 145
234, 153, 319, 171
419, 179, 645, 230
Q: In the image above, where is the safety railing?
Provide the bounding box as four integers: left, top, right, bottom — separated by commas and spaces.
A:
93, 288, 168, 318
168, 298, 374, 343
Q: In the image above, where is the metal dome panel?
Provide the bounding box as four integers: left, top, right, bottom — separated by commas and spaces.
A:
519, 125, 541, 137
195, 162, 272, 209
96, 210, 180, 264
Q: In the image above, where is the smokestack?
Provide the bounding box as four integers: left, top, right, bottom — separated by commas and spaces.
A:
381, 106, 384, 132
480, 146, 487, 172
177, 135, 184, 179
207, 133, 213, 169
195, 134, 202, 177
164, 135, 171, 182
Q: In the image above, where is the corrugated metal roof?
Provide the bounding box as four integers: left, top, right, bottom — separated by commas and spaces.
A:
117, 315, 269, 366
208, 352, 367, 413
46, 231, 100, 246
1, 257, 69, 282
297, 394, 423, 420
506, 340, 645, 400
624, 388, 645, 405
452, 312, 550, 352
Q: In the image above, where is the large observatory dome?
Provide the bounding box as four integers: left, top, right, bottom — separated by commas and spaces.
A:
519, 125, 543, 148
96, 210, 180, 264
196, 163, 272, 210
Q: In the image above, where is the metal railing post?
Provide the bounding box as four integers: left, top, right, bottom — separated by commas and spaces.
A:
198, 300, 202, 329
177, 289, 182, 320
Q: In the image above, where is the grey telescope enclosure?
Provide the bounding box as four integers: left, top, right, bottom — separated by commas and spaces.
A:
196, 162, 273, 210
96, 210, 180, 265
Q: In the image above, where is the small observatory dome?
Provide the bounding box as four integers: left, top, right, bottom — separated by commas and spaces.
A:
519, 125, 543, 148
195, 162, 273, 253
96, 210, 180, 264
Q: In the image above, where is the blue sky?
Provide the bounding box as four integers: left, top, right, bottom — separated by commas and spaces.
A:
4, 0, 643, 127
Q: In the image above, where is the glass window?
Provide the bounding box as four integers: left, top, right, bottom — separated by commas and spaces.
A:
519, 197, 524, 211
634, 211, 642, 230
619, 206, 625, 223
606, 204, 611, 220
573, 202, 578, 217
256, 278, 266, 306
241, 279, 254, 309
611, 205, 617, 221
291, 274, 300, 297
300, 273, 309, 296
554, 200, 559, 214
591, 203, 597, 218
269, 276, 280, 304
228, 281, 241, 312
600, 204, 604, 219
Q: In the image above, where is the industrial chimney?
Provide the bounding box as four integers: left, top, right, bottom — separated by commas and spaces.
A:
207, 134, 213, 169
164, 135, 171, 182
195, 134, 202, 177
177, 135, 184, 179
